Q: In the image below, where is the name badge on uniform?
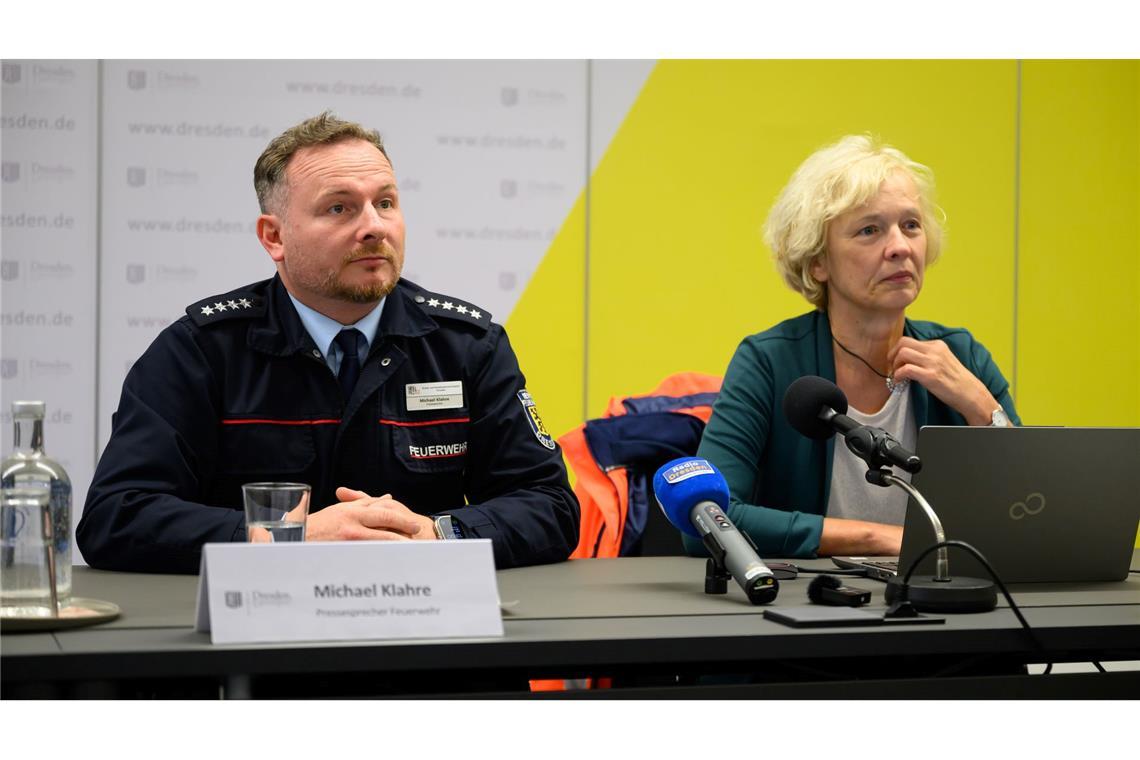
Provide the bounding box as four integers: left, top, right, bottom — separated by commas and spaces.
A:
406, 381, 464, 411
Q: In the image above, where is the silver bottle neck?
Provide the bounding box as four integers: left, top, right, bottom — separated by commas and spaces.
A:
12, 416, 45, 455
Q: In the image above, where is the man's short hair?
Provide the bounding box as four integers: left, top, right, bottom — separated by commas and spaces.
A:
764, 134, 945, 310
254, 112, 389, 214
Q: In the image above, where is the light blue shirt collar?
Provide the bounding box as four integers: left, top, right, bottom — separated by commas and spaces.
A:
287, 293, 385, 375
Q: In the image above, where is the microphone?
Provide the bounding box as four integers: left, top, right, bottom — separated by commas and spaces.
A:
653, 457, 779, 605
807, 574, 871, 607
782, 375, 921, 474
784, 376, 996, 613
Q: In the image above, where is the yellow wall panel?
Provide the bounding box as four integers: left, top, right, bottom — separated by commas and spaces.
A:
586, 60, 1018, 416
504, 193, 586, 441
508, 59, 1138, 544
1018, 61, 1140, 426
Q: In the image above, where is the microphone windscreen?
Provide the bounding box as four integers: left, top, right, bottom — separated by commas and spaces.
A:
782, 375, 849, 440
807, 574, 843, 603
653, 457, 731, 538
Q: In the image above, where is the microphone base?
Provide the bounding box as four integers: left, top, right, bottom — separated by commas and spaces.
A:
885, 575, 997, 614
704, 557, 729, 595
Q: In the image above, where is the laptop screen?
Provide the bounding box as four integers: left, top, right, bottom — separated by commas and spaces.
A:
895, 426, 1140, 584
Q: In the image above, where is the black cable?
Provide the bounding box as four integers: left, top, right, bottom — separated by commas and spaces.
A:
1093, 661, 1107, 673
899, 540, 1050, 668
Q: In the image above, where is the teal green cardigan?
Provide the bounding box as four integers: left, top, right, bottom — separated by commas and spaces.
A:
689, 311, 1021, 559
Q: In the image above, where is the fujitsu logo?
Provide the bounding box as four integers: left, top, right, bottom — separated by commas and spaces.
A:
1009, 493, 1045, 521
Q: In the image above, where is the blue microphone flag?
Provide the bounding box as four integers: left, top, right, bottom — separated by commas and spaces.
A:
653, 457, 731, 538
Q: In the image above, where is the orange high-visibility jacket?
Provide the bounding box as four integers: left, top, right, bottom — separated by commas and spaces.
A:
562, 373, 722, 559
532, 373, 721, 692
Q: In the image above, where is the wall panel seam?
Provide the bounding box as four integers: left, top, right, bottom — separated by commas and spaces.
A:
94, 59, 104, 467
583, 59, 592, 424
1012, 59, 1022, 404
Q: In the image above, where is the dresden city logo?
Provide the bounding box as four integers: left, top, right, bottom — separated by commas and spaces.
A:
1, 261, 18, 281
500, 179, 517, 198
127, 70, 147, 90
126, 264, 146, 284
1, 359, 17, 380
2, 162, 19, 183
127, 167, 146, 187
224, 591, 243, 609
500, 86, 519, 106
2, 63, 20, 85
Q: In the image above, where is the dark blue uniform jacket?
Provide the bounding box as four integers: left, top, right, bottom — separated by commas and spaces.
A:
77, 276, 579, 573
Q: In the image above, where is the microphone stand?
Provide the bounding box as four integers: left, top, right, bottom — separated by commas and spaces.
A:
701, 534, 731, 596
865, 469, 997, 613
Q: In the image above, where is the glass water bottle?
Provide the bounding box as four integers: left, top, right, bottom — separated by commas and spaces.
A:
1, 401, 72, 610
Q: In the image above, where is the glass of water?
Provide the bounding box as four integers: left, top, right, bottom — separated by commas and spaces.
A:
242, 483, 311, 543
1, 486, 59, 617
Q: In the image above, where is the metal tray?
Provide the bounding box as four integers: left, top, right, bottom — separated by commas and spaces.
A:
0, 597, 121, 632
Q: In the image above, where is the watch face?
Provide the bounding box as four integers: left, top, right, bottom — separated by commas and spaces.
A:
992, 409, 1010, 427
435, 515, 462, 540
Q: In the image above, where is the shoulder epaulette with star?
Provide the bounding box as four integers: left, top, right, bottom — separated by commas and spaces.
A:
410, 289, 491, 331
186, 291, 267, 327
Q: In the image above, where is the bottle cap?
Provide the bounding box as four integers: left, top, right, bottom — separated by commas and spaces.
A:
11, 401, 46, 419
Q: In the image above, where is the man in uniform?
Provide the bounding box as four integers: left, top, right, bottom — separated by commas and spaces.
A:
77, 113, 579, 573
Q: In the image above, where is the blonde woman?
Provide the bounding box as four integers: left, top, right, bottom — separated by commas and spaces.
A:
692, 136, 1020, 560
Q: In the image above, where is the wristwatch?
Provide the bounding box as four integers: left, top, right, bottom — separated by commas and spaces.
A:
990, 407, 1011, 428
433, 514, 464, 540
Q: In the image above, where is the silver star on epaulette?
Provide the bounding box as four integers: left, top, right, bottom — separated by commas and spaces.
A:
238, 298, 252, 308
442, 301, 455, 310
214, 302, 228, 311
427, 298, 440, 308
201, 305, 215, 316
227, 300, 238, 309
470, 310, 482, 320
456, 305, 469, 315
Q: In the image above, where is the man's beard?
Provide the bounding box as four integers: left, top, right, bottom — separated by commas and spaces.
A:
311, 245, 402, 303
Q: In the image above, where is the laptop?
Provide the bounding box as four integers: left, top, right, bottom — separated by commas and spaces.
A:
833, 426, 1140, 584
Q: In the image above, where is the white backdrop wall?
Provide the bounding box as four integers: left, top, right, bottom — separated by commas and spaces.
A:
1, 60, 99, 528
1, 59, 653, 563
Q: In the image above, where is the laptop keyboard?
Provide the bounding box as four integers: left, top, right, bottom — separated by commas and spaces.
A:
866, 560, 899, 572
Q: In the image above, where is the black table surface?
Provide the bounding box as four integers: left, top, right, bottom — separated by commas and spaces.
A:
4, 551, 1139, 697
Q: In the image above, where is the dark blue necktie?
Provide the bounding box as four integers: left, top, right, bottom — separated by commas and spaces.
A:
333, 329, 364, 399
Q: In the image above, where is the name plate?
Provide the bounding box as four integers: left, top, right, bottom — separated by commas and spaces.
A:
194, 540, 504, 645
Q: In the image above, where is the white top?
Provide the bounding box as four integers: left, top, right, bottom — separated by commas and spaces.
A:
824, 387, 918, 526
